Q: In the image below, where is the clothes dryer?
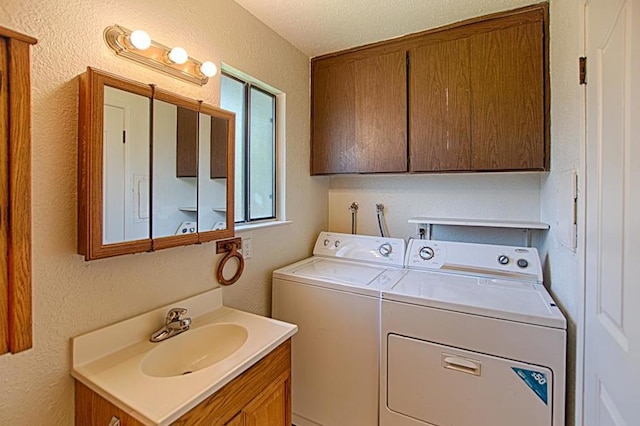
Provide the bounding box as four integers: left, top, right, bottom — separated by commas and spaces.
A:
381, 239, 566, 426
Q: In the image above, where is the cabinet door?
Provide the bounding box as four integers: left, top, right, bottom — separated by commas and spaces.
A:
409, 38, 471, 171
225, 412, 244, 426
470, 20, 545, 170
242, 376, 288, 426
312, 50, 407, 174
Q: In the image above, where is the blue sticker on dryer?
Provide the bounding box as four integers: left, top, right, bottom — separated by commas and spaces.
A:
512, 367, 548, 405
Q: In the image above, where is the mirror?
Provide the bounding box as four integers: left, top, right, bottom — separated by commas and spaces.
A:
102, 86, 151, 245
78, 68, 235, 260
198, 104, 235, 241
152, 90, 199, 248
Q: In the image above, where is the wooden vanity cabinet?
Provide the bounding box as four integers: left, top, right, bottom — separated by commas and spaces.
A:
311, 3, 549, 174
311, 47, 407, 174
75, 340, 291, 426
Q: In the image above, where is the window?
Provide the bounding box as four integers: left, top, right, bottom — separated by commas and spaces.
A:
221, 72, 277, 224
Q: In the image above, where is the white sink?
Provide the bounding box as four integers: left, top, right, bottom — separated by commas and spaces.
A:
141, 323, 248, 377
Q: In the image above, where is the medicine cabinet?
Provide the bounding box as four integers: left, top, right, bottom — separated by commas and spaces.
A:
78, 68, 235, 260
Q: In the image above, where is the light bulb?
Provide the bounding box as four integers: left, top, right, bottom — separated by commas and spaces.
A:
168, 47, 188, 65
200, 61, 217, 77
129, 30, 151, 50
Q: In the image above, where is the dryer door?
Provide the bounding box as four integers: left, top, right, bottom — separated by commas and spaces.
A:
387, 334, 553, 425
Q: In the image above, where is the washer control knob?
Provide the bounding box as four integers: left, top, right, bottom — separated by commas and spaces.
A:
517, 258, 529, 268
378, 243, 393, 257
498, 255, 510, 265
334, 240, 341, 248
419, 246, 435, 260
323, 239, 330, 247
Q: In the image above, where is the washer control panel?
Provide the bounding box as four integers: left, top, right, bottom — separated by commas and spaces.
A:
313, 232, 406, 267
405, 239, 543, 283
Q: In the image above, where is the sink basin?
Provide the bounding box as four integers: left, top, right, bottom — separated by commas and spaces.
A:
141, 323, 248, 377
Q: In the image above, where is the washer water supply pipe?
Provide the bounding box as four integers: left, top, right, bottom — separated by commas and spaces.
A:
349, 202, 359, 234
376, 203, 390, 237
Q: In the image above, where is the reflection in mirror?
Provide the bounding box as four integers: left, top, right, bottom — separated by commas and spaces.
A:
152, 99, 198, 239
102, 86, 150, 244
198, 113, 228, 233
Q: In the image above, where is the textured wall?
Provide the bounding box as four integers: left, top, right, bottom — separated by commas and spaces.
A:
329, 173, 543, 245
0, 0, 327, 424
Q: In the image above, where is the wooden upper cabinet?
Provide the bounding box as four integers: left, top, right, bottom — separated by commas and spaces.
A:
409, 38, 472, 172
311, 49, 407, 174
311, 3, 549, 174
470, 19, 545, 170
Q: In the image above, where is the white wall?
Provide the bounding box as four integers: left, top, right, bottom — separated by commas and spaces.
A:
0, 0, 327, 423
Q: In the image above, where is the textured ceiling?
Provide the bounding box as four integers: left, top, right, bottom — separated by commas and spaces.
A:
233, 0, 539, 57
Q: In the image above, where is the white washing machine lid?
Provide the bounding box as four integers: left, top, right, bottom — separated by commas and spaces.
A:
383, 270, 566, 329
273, 257, 406, 297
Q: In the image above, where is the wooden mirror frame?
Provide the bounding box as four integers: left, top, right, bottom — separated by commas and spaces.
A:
78, 68, 236, 261
198, 103, 235, 244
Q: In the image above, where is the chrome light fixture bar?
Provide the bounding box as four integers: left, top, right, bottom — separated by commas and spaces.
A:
104, 25, 217, 86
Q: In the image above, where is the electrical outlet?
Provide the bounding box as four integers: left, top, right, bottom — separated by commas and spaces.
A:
242, 237, 252, 260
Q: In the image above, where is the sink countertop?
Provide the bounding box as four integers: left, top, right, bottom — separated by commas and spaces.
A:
71, 288, 297, 425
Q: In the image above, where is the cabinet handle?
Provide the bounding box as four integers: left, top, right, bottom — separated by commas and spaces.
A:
442, 354, 481, 376
108, 416, 121, 426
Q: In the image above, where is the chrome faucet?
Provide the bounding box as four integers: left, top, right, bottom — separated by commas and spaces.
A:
150, 307, 192, 342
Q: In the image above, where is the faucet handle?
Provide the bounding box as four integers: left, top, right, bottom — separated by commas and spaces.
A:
166, 307, 188, 322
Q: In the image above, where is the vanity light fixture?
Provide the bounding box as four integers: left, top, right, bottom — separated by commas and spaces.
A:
104, 25, 217, 86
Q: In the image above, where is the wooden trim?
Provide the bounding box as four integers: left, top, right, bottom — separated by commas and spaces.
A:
542, 3, 551, 170
7, 39, 32, 352
0, 26, 37, 45
0, 39, 9, 354
198, 103, 236, 244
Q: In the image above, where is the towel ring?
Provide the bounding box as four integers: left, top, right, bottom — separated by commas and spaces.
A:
216, 240, 244, 286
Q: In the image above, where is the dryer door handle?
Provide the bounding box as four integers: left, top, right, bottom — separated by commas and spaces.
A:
442, 354, 482, 376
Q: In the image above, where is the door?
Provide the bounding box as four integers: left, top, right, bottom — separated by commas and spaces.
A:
311, 49, 407, 174
584, 0, 640, 424
387, 335, 553, 426
470, 19, 545, 170
409, 37, 472, 172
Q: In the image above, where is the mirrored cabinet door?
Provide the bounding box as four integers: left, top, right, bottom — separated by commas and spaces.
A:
102, 86, 151, 245
78, 68, 153, 260
78, 68, 236, 260
198, 104, 235, 242
151, 90, 199, 249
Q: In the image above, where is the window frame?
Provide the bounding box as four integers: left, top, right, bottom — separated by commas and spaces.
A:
221, 71, 278, 225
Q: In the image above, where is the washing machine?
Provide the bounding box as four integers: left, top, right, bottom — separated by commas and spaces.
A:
272, 231, 406, 426
380, 239, 566, 426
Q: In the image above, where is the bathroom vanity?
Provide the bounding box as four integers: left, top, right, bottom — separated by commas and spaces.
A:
71, 289, 296, 425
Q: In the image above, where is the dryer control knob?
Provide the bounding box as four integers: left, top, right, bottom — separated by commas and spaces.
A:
323, 239, 330, 247
334, 240, 341, 248
517, 258, 529, 268
378, 243, 393, 257
419, 246, 435, 260
498, 255, 510, 265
